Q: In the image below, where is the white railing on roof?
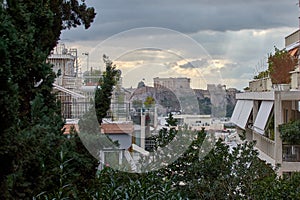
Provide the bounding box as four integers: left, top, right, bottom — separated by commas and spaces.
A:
53, 83, 86, 99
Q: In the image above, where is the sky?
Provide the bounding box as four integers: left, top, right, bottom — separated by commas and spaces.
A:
61, 0, 300, 90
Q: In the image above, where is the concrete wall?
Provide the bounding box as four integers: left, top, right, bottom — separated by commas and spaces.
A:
107, 134, 132, 149
285, 29, 300, 47
249, 78, 272, 92
291, 70, 300, 90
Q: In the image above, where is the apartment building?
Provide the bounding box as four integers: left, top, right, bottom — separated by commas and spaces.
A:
48, 44, 88, 119
231, 31, 300, 176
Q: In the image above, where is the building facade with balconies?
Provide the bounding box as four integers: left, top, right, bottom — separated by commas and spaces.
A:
231, 91, 300, 175
231, 30, 300, 176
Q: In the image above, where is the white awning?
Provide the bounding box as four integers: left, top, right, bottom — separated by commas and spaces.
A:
237, 100, 253, 129
230, 100, 253, 129
230, 100, 243, 125
253, 101, 273, 135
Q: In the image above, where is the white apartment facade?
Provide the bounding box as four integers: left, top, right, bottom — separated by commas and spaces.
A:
231, 30, 300, 176
231, 91, 300, 175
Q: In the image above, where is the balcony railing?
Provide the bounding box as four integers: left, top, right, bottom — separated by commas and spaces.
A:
282, 144, 300, 162
245, 128, 253, 141
253, 131, 275, 159
249, 78, 272, 92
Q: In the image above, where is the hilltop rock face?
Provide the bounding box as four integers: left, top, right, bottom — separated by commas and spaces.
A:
208, 84, 227, 118
129, 86, 181, 116
225, 88, 240, 117
194, 86, 239, 117
129, 85, 239, 117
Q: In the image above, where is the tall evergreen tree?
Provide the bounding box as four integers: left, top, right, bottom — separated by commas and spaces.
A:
0, 0, 96, 198
94, 55, 120, 124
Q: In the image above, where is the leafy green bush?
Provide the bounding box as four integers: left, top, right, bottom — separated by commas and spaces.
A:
279, 120, 300, 144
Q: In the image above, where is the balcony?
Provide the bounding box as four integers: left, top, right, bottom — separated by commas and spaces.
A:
283, 144, 300, 162
245, 127, 253, 141
253, 131, 275, 159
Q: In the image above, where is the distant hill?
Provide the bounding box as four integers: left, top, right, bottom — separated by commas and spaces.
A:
128, 85, 240, 118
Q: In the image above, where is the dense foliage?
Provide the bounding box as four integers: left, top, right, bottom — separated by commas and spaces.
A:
94, 55, 120, 124
148, 113, 178, 150
0, 0, 96, 198
251, 173, 300, 199
88, 118, 278, 199
144, 96, 155, 109
268, 47, 297, 84
279, 120, 300, 144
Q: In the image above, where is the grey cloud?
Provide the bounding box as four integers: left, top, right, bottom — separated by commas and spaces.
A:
60, 0, 298, 90
179, 59, 210, 69
62, 0, 298, 42
219, 62, 254, 81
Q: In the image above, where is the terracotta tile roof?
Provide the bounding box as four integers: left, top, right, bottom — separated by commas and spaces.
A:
62, 121, 134, 135
101, 123, 134, 134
